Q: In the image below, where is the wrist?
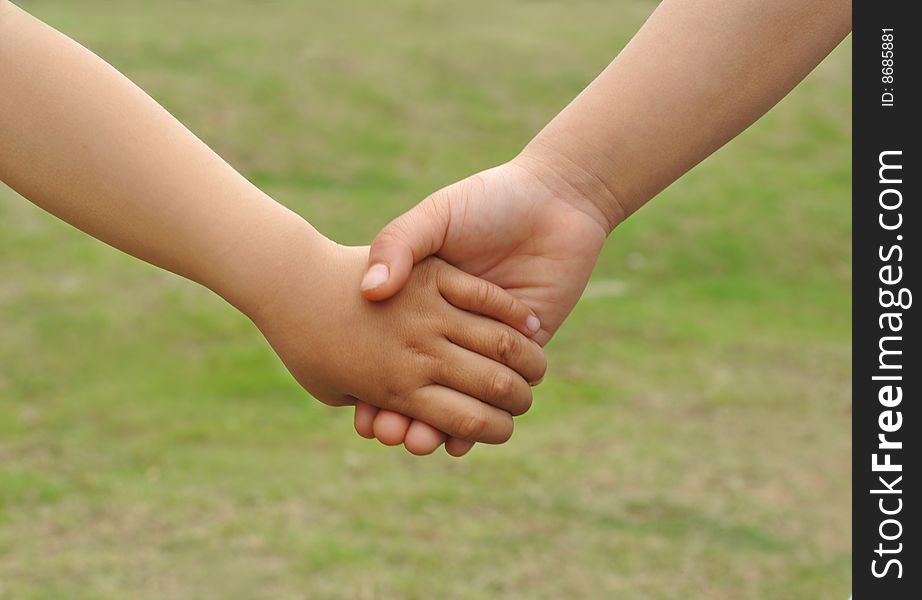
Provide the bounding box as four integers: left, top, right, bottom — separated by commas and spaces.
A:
515, 139, 627, 234
207, 200, 334, 323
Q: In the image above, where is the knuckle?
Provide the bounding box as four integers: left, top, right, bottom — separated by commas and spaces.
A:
474, 280, 494, 308
452, 408, 489, 441
421, 194, 449, 224
373, 227, 405, 252
488, 370, 517, 401
495, 329, 519, 364
403, 339, 437, 364
393, 342, 438, 394
382, 215, 413, 241
379, 381, 408, 411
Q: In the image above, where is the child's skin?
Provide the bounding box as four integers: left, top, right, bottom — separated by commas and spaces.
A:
0, 2, 546, 453
357, 0, 853, 453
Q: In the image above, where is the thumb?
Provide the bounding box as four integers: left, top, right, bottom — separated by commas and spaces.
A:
361, 196, 450, 301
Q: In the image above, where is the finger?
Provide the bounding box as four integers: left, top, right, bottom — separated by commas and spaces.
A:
445, 438, 475, 457
438, 268, 541, 337
432, 342, 533, 416
404, 420, 448, 456
443, 312, 547, 386
353, 400, 378, 439
361, 195, 450, 301
407, 385, 514, 444
372, 410, 412, 446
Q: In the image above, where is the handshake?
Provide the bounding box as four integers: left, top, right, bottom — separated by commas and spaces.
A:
250, 156, 615, 457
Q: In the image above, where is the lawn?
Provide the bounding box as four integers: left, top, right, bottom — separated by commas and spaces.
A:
0, 1, 851, 598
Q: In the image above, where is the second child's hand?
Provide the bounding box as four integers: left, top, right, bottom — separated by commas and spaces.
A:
354, 0, 851, 455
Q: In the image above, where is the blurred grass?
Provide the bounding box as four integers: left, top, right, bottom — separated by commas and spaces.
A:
0, 1, 850, 598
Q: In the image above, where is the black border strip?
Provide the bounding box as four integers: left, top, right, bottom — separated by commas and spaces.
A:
852, 2, 917, 597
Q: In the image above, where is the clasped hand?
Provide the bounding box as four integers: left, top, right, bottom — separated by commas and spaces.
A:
250, 240, 548, 456
345, 155, 614, 456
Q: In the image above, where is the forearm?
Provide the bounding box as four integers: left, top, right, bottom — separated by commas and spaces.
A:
521, 0, 851, 231
0, 2, 324, 317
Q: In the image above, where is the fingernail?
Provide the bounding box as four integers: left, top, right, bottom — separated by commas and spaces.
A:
361, 264, 389, 291
525, 315, 541, 333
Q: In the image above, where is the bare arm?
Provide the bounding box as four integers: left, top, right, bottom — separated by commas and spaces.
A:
0, 2, 546, 451
521, 0, 852, 230
0, 1, 311, 316
355, 0, 851, 450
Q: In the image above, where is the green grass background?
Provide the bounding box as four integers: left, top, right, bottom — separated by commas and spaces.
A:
0, 1, 850, 598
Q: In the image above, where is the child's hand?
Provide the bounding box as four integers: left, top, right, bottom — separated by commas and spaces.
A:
250, 241, 546, 446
